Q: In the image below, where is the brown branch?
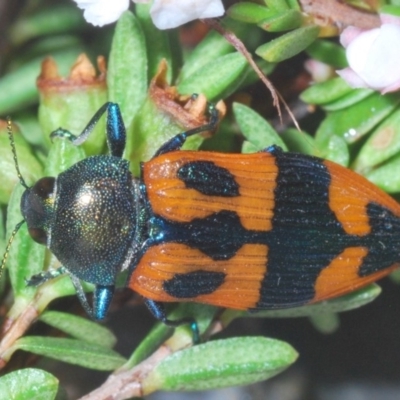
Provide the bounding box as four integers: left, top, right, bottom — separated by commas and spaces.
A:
78, 318, 225, 400
0, 305, 39, 368
300, 0, 380, 30
79, 345, 172, 400
204, 18, 301, 131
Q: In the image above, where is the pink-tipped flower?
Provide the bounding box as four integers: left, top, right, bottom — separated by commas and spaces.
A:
337, 14, 400, 94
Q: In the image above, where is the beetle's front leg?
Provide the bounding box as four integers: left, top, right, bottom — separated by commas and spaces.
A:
26, 266, 67, 286
50, 102, 126, 158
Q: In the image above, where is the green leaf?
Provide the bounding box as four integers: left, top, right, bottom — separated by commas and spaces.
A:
0, 49, 82, 115
227, 3, 275, 23
108, 11, 147, 128
315, 92, 400, 147
280, 128, 315, 154
136, 3, 174, 83
13, 112, 47, 148
241, 140, 259, 154
318, 134, 350, 167
178, 30, 235, 84
354, 107, 400, 172
178, 53, 248, 101
233, 102, 287, 151
380, 5, 400, 17
256, 25, 320, 62
125, 322, 173, 369
306, 40, 347, 68
237, 59, 276, 90
263, 0, 289, 11
9, 5, 84, 46
127, 96, 205, 175
286, 0, 300, 10
365, 154, 400, 193
258, 10, 302, 32
142, 337, 298, 394
39, 311, 117, 348
0, 368, 59, 400
309, 312, 340, 334
300, 77, 353, 105
0, 124, 43, 204
322, 88, 374, 112
37, 71, 108, 157
11, 337, 126, 370
44, 134, 86, 176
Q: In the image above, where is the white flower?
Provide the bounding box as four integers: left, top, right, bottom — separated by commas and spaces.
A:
337, 15, 400, 94
73, 0, 224, 29
73, 0, 131, 27
150, 0, 224, 30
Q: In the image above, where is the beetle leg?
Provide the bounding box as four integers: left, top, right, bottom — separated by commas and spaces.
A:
49, 102, 126, 158
144, 299, 200, 343
262, 144, 283, 154
152, 101, 219, 158
93, 284, 115, 320
26, 266, 67, 286
70, 275, 114, 320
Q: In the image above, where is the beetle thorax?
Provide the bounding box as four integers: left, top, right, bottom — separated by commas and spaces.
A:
49, 155, 137, 286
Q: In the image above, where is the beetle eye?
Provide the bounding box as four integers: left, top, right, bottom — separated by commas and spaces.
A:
20, 177, 56, 246
28, 227, 48, 245
32, 177, 55, 200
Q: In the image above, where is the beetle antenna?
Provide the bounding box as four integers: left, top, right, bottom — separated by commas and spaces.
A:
6, 117, 29, 189
0, 220, 25, 280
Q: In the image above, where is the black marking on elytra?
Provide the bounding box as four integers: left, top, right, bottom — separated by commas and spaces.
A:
177, 161, 240, 197
254, 151, 350, 309
163, 270, 226, 299
149, 210, 250, 261
358, 202, 400, 276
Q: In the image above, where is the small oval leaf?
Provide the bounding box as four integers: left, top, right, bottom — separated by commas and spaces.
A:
315, 92, 400, 147
142, 337, 298, 393
354, 107, 400, 172
322, 89, 374, 112
280, 128, 314, 154
256, 25, 320, 62
178, 30, 235, 84
258, 10, 302, 32
318, 134, 350, 167
12, 337, 126, 370
178, 53, 248, 101
365, 154, 400, 193
227, 2, 275, 23
306, 39, 347, 68
309, 312, 340, 334
233, 102, 287, 151
39, 311, 117, 348
300, 77, 353, 105
0, 368, 58, 400
136, 3, 174, 83
108, 11, 147, 128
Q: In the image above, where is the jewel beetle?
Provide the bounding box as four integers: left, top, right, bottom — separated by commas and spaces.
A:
3, 101, 400, 335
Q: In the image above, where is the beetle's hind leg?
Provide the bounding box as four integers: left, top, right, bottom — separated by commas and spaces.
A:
144, 299, 200, 343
